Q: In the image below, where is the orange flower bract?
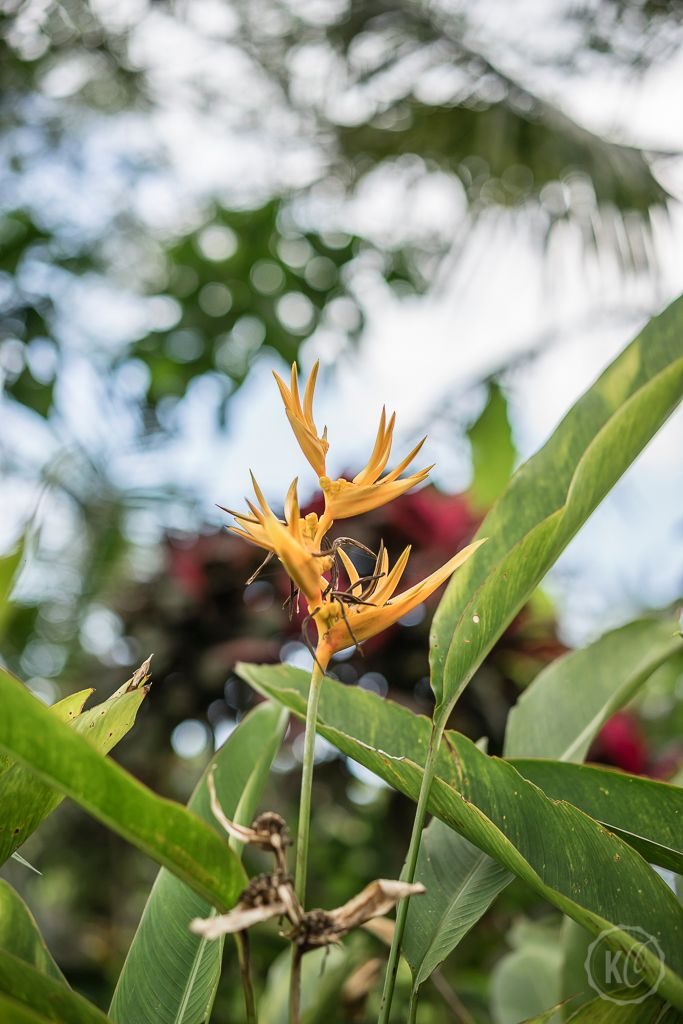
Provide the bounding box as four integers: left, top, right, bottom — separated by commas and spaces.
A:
273, 361, 329, 477
224, 360, 487, 656
314, 539, 486, 657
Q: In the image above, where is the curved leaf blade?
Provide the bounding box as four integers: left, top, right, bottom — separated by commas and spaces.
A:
403, 817, 510, 986
0, 993, 69, 1024
109, 702, 288, 1024
467, 381, 516, 509
1, 680, 148, 864
504, 618, 682, 760
523, 993, 681, 1022
0, 951, 110, 1024
508, 760, 683, 873
431, 296, 683, 716
0, 668, 245, 910
0, 881, 65, 983
0, 687, 92, 785
403, 619, 681, 991
239, 663, 683, 1009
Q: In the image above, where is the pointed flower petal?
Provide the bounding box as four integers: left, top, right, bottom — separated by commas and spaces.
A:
273, 361, 329, 476
329, 879, 425, 932
317, 539, 486, 653
226, 476, 327, 604
190, 903, 288, 939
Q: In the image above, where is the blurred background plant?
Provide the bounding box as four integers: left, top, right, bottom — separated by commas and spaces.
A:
1, 0, 682, 1020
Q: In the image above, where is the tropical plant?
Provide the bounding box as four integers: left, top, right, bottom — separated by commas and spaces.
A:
0, 292, 682, 1023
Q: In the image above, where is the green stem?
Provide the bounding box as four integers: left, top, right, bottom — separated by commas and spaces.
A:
290, 653, 329, 1021
290, 948, 302, 1024
377, 715, 446, 1024
235, 932, 257, 1024
407, 988, 419, 1024
293, 654, 327, 902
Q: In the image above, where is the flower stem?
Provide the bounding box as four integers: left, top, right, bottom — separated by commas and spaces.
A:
377, 715, 446, 1023
293, 652, 328, 902
290, 651, 329, 1021
290, 948, 302, 1024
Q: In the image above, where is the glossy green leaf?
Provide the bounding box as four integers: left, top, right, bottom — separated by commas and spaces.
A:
110, 702, 288, 1024
467, 381, 516, 509
504, 618, 682, 760
239, 663, 683, 1009
430, 297, 683, 718
0, 668, 246, 911
403, 817, 510, 986
509, 760, 683, 873
402, 621, 682, 992
0, 951, 110, 1024
1, 678, 147, 864
490, 920, 563, 1024
0, 686, 92, 785
0, 881, 64, 983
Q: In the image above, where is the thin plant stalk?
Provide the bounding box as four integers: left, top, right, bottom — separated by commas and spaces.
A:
430, 971, 477, 1024
290, 650, 329, 1022
377, 715, 446, 1023
235, 932, 257, 1024
290, 948, 303, 1024
293, 652, 329, 902
407, 989, 419, 1024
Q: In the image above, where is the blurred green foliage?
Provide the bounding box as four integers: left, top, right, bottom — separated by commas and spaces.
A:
1, 1, 682, 1020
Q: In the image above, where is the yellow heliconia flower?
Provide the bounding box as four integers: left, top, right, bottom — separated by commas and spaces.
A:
229, 475, 332, 605
315, 538, 486, 657
273, 360, 329, 477
320, 406, 431, 521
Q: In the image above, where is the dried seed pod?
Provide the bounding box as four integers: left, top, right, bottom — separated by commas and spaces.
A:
291, 879, 426, 951
206, 772, 290, 869
291, 908, 338, 951
190, 871, 298, 940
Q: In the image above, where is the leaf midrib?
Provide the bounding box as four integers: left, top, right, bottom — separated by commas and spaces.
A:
414, 849, 497, 984
435, 354, 683, 711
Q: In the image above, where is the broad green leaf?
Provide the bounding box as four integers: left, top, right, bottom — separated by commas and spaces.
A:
0, 668, 246, 911
0, 993, 63, 1024
400, 627, 682, 992
509, 760, 683, 873
0, 882, 64, 983
0, 687, 92, 784
239, 664, 683, 1009
467, 381, 516, 509
504, 618, 682, 760
430, 296, 683, 717
403, 817, 510, 986
110, 702, 288, 1024
0, 951, 110, 1024
1, 677, 147, 864
490, 920, 563, 1024
524, 993, 681, 1022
